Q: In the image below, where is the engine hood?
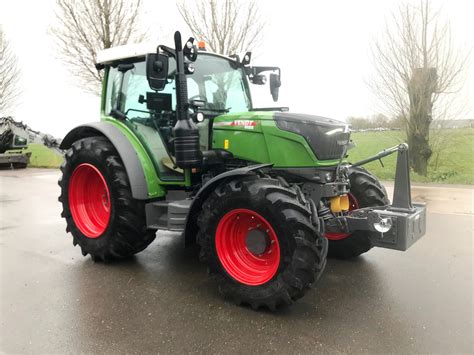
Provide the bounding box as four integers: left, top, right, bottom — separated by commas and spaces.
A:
273, 112, 350, 161
273, 113, 348, 128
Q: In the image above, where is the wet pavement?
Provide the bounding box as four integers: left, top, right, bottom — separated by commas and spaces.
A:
1, 168, 472, 353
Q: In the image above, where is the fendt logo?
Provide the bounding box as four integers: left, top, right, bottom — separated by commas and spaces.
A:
214, 120, 257, 129
230, 120, 257, 129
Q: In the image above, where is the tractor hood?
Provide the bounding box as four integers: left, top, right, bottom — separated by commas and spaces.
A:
273, 113, 350, 161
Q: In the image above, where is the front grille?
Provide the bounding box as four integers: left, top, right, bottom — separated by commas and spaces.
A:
274, 113, 349, 161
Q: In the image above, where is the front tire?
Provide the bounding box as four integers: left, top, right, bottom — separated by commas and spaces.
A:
327, 167, 389, 259
58, 137, 156, 261
197, 176, 327, 310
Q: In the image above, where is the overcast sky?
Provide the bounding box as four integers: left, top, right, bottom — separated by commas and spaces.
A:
1, 0, 473, 137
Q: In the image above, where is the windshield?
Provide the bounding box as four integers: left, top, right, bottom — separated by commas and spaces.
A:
105, 53, 252, 116
189, 54, 251, 112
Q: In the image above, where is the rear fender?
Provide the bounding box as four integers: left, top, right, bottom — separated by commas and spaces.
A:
60, 122, 156, 200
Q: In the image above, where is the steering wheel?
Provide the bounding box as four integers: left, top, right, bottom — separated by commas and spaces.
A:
188, 95, 207, 112
189, 94, 207, 103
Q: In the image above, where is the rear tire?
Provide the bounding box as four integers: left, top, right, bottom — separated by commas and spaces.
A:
58, 137, 156, 261
327, 167, 389, 259
197, 176, 327, 310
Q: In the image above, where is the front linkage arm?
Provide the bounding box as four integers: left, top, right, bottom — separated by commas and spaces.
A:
351, 143, 413, 211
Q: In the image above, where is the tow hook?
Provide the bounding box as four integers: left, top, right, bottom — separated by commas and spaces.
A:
373, 217, 393, 235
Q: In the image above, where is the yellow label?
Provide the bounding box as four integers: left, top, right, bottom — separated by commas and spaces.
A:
224, 139, 229, 149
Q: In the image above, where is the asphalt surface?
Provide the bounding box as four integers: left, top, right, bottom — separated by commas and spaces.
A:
1, 168, 472, 353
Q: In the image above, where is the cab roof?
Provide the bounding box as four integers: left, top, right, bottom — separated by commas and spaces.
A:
96, 42, 159, 65
96, 42, 237, 66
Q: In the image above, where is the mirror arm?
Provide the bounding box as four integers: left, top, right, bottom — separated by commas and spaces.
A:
251, 66, 281, 77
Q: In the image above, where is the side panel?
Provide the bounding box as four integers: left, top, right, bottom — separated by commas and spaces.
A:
212, 112, 340, 167
60, 122, 165, 199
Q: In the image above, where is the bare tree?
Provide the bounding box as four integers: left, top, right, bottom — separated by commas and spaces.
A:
177, 0, 265, 56
370, 0, 469, 175
0, 27, 21, 115
51, 0, 146, 95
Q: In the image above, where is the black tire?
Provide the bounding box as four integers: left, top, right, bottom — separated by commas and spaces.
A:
197, 175, 327, 310
58, 136, 156, 261
12, 162, 27, 169
327, 167, 389, 259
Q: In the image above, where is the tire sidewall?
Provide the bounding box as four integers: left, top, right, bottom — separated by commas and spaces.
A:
62, 139, 122, 254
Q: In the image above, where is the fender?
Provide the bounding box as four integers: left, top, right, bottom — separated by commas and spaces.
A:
60, 122, 149, 200
184, 163, 273, 246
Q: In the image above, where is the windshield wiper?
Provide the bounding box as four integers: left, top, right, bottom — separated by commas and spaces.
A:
251, 107, 289, 112
201, 107, 230, 113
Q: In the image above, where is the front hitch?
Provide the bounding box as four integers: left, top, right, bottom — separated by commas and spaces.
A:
351, 143, 414, 212
327, 143, 427, 251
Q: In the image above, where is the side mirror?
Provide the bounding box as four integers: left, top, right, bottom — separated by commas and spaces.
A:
270, 73, 281, 102
146, 53, 169, 91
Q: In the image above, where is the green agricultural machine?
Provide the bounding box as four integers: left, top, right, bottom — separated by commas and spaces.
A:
0, 116, 31, 168
59, 32, 426, 309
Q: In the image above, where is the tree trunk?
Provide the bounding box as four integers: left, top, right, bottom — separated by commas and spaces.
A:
407, 126, 432, 176
407, 68, 437, 176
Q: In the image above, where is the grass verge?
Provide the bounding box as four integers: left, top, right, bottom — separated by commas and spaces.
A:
25, 144, 63, 168
348, 128, 474, 184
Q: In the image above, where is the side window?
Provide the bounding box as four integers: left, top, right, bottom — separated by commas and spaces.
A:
122, 64, 150, 119
105, 60, 178, 115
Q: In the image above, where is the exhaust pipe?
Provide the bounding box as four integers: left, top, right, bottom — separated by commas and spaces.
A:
172, 31, 201, 168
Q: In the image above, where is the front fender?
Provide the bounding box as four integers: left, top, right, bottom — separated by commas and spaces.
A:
184, 163, 273, 246
60, 122, 151, 200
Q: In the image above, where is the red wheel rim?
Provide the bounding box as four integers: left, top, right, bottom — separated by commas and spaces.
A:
215, 209, 280, 286
68, 163, 111, 238
325, 193, 359, 241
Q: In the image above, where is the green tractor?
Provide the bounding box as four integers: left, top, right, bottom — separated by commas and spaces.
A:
59, 32, 426, 309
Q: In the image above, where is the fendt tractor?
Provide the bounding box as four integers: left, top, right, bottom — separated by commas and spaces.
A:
59, 32, 426, 309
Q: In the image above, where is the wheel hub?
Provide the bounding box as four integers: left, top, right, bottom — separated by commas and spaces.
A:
245, 229, 270, 255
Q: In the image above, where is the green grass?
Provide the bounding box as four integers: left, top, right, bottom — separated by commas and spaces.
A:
24, 144, 63, 168
348, 128, 474, 184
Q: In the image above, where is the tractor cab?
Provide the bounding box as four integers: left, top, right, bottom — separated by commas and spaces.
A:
97, 38, 279, 182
